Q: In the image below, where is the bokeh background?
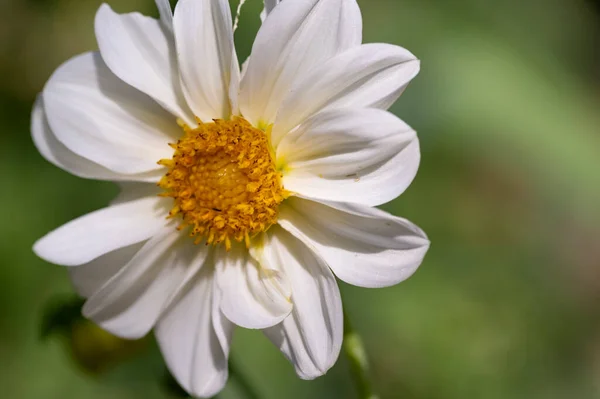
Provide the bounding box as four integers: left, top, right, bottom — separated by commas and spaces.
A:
1, 0, 600, 398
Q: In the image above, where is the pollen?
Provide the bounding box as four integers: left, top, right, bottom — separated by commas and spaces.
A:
158, 117, 285, 248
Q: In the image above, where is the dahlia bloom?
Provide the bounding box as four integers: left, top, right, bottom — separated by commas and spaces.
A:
32, 0, 429, 396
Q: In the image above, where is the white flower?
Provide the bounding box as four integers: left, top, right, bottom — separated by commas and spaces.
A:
32, 0, 429, 397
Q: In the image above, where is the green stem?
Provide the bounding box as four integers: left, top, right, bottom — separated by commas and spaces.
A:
344, 311, 379, 399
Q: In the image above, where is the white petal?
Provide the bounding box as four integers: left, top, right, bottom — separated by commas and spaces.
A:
110, 182, 162, 206
82, 228, 210, 339
262, 227, 342, 379
274, 43, 419, 142
229, 49, 242, 117
43, 52, 178, 174
216, 244, 292, 329
261, 0, 281, 21
239, 0, 362, 127
32, 94, 157, 182
210, 286, 234, 364
173, 0, 237, 121
95, 4, 192, 122
156, 267, 232, 398
278, 197, 430, 288
279, 108, 419, 206
69, 243, 144, 298
33, 195, 170, 266
155, 0, 173, 32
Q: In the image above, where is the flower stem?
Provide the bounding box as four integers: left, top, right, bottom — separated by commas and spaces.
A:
344, 311, 379, 399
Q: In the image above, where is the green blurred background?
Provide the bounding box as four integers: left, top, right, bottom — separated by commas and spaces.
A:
1, 0, 600, 398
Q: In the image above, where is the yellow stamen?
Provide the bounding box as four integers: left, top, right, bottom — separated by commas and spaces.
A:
158, 117, 285, 248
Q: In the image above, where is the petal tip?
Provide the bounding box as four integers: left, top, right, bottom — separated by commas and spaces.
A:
188, 371, 229, 399
32, 238, 51, 263
95, 2, 113, 21
221, 303, 293, 330
32, 235, 77, 267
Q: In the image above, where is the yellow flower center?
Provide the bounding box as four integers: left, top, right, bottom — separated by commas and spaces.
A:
158, 117, 285, 250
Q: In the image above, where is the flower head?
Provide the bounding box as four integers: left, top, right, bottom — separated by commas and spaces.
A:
32, 0, 429, 396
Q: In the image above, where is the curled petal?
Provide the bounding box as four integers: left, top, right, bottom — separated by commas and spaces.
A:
278, 197, 429, 288
82, 229, 210, 339
156, 266, 233, 398
217, 244, 292, 329
43, 52, 178, 174
95, 4, 192, 122
262, 227, 343, 379
31, 95, 161, 182
173, 0, 238, 121
279, 108, 420, 206
274, 43, 419, 142
240, 0, 362, 128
